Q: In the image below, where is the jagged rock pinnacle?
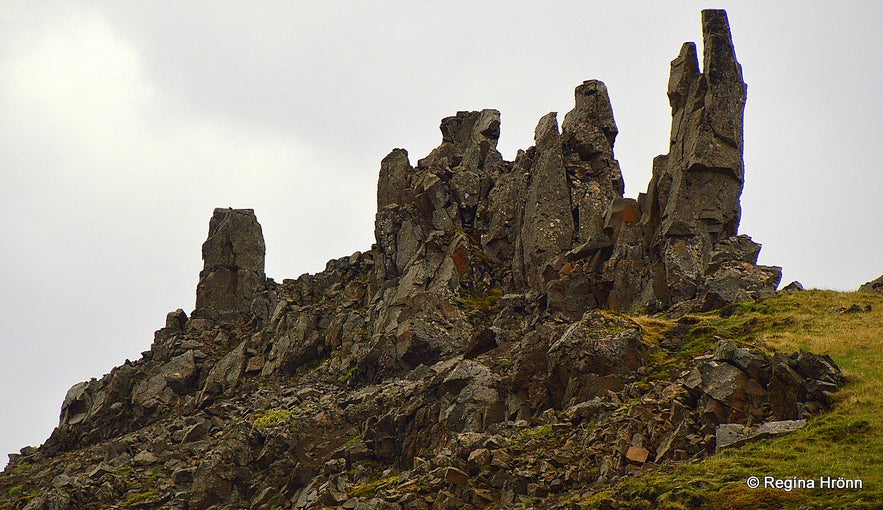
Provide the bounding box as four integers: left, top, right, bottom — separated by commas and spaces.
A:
604, 8, 781, 313
194, 208, 267, 319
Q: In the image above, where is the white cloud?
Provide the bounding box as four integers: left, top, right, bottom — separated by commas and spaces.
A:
5, 13, 152, 146
0, 7, 377, 464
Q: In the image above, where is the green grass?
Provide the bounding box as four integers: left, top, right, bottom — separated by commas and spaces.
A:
341, 434, 362, 450
337, 365, 357, 384
349, 473, 402, 498
147, 467, 165, 483
252, 408, 297, 430
122, 490, 159, 506
506, 423, 557, 451
459, 286, 503, 313
584, 290, 883, 509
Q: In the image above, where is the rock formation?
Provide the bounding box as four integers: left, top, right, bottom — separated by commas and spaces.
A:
858, 274, 883, 294
602, 11, 782, 314
1, 10, 846, 510
193, 208, 271, 321
371, 10, 779, 321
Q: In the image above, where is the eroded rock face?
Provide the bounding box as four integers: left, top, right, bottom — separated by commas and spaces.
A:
603, 9, 781, 313
371, 11, 775, 319
648, 9, 750, 302
194, 208, 267, 320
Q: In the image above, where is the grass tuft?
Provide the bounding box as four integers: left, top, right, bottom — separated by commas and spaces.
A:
252, 408, 297, 430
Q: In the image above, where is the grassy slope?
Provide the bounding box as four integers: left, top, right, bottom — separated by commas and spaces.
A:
586, 290, 883, 509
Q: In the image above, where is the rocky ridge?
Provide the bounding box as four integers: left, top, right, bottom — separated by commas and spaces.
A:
1, 10, 846, 510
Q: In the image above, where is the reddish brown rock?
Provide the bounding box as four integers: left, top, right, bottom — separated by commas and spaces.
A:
626, 447, 650, 463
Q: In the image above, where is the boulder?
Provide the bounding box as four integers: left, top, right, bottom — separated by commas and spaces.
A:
683, 359, 765, 424
261, 309, 322, 376
706, 235, 762, 273
547, 311, 646, 406
198, 341, 248, 403
700, 262, 782, 310
716, 420, 806, 452
439, 360, 505, 432
685, 340, 845, 426
132, 350, 197, 406
781, 281, 805, 292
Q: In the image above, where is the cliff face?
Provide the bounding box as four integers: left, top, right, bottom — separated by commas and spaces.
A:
1, 10, 842, 510
374, 10, 779, 320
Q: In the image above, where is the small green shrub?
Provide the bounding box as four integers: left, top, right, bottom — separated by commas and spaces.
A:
252, 408, 296, 429
342, 434, 362, 449
350, 474, 401, 498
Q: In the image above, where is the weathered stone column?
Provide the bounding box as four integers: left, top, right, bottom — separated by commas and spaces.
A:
602, 9, 780, 313
194, 208, 266, 319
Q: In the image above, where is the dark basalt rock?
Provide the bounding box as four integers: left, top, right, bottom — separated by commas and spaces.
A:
603, 9, 781, 313
194, 208, 268, 320
370, 10, 777, 318
3, 11, 843, 510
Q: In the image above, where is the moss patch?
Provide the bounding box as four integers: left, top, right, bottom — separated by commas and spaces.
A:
252, 408, 297, 430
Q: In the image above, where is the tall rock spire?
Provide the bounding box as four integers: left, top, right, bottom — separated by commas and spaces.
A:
604, 9, 780, 312
656, 9, 746, 242
194, 208, 267, 319
648, 9, 748, 303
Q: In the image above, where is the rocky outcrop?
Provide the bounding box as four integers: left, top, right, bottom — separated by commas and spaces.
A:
2, 10, 846, 510
858, 274, 883, 294
6, 303, 847, 509
370, 10, 776, 320
194, 208, 270, 321
683, 340, 844, 425
43, 209, 275, 455
604, 10, 781, 314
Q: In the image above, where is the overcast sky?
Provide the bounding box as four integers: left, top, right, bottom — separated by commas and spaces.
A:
1, 1, 881, 466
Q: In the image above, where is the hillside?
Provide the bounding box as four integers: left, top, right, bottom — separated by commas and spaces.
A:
1, 9, 879, 510
583, 290, 883, 509
1, 289, 878, 509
